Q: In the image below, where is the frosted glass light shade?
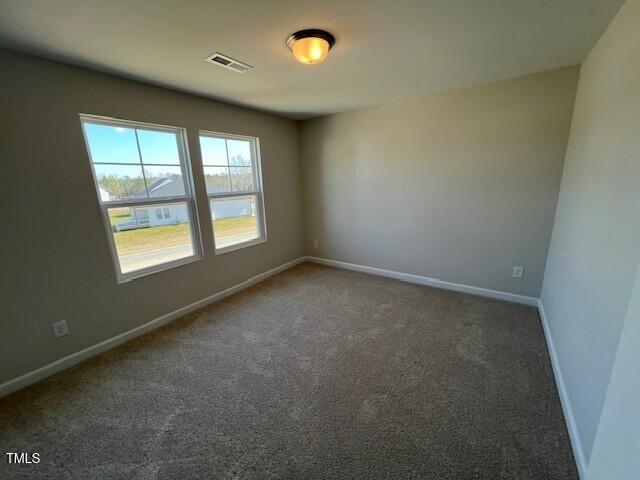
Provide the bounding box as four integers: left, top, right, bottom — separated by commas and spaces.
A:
291, 37, 330, 64
286, 29, 335, 65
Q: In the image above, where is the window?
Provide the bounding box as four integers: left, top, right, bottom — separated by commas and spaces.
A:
154, 207, 171, 220
81, 115, 202, 282
199, 132, 266, 253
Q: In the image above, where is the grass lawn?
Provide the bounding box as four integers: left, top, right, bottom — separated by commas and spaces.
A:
108, 207, 132, 226
113, 215, 258, 255
214, 215, 258, 237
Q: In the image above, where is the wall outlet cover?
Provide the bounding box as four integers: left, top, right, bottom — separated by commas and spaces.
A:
52, 319, 69, 337
512, 266, 525, 279
313, 239, 319, 248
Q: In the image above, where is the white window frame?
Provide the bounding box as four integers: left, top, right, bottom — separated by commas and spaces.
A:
199, 131, 267, 254
80, 114, 203, 283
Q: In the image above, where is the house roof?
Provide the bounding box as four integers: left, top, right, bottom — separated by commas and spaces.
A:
142, 175, 232, 198
142, 177, 185, 198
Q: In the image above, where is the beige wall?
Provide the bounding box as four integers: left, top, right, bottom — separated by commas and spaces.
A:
0, 50, 304, 385
541, 0, 640, 467
588, 261, 640, 480
300, 67, 579, 297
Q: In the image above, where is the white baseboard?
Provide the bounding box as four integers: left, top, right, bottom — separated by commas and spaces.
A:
304, 256, 538, 306
0, 256, 305, 399
537, 300, 587, 480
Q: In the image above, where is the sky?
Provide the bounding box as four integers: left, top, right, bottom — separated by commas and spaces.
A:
84, 122, 181, 176
200, 136, 251, 167
84, 122, 253, 176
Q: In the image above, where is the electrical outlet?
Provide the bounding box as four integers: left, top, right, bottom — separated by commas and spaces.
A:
313, 239, 319, 248
52, 320, 69, 338
512, 266, 524, 279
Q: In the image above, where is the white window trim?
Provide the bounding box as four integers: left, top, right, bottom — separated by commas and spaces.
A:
80, 114, 204, 283
199, 130, 268, 254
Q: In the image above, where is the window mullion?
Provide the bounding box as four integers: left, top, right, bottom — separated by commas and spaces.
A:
100, 196, 190, 208
134, 128, 150, 198
224, 139, 233, 192
91, 161, 181, 167
251, 141, 258, 193
207, 191, 258, 200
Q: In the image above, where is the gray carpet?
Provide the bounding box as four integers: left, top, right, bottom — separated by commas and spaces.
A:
0, 262, 577, 479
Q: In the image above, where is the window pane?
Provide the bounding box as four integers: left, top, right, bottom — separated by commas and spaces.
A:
230, 166, 254, 192
200, 136, 228, 166
227, 139, 252, 166
144, 165, 185, 197
84, 123, 140, 164
211, 195, 259, 249
107, 202, 194, 274
94, 164, 146, 200
204, 166, 231, 194
137, 129, 181, 165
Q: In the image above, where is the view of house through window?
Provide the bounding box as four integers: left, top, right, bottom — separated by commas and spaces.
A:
199, 132, 266, 251
81, 116, 201, 280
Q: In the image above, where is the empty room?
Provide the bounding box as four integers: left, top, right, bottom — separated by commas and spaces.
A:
1, 1, 638, 478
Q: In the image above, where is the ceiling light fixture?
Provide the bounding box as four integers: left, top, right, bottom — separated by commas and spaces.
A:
286, 29, 335, 65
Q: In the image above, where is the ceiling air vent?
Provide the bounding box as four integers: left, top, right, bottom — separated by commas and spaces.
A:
205, 52, 252, 73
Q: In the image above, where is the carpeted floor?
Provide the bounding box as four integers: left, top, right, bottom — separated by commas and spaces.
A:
0, 262, 577, 479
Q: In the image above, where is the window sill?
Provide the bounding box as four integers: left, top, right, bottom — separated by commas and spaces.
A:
215, 237, 267, 255
116, 254, 204, 284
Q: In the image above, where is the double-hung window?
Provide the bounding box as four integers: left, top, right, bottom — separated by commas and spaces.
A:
199, 132, 266, 253
81, 115, 202, 282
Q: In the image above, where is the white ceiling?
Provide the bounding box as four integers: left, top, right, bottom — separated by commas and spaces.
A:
0, 0, 624, 119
